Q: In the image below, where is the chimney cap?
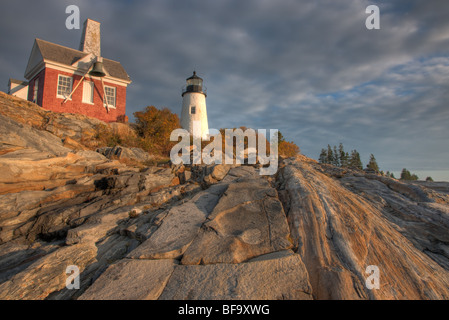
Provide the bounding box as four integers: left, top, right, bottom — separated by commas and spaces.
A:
83, 18, 101, 25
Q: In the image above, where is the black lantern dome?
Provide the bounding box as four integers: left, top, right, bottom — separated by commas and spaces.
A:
182, 71, 207, 97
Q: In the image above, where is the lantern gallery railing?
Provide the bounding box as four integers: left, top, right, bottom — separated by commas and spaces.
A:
182, 85, 207, 96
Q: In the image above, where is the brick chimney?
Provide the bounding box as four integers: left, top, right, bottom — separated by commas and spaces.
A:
79, 19, 101, 57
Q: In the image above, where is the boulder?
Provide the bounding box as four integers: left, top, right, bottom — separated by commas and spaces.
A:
63, 137, 88, 151
75, 150, 108, 161
44, 112, 102, 142
79, 259, 178, 300
279, 157, 449, 300
0, 243, 97, 300
0, 92, 50, 129
0, 241, 61, 285
159, 253, 312, 300
139, 168, 175, 192
221, 166, 258, 182
190, 164, 234, 185
0, 114, 70, 156
66, 208, 131, 245
127, 184, 227, 260
96, 146, 151, 163
0, 183, 96, 243
0, 151, 89, 185
181, 178, 292, 264
210, 164, 232, 181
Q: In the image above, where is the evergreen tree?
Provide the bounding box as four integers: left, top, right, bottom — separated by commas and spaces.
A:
339, 143, 348, 167
326, 145, 334, 165
426, 176, 434, 182
333, 145, 340, 167
319, 148, 327, 164
400, 168, 419, 181
366, 154, 379, 172
386, 171, 396, 179
277, 131, 286, 144
349, 150, 363, 170
400, 168, 411, 180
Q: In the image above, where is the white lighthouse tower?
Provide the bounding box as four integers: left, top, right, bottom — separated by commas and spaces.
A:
181, 71, 209, 139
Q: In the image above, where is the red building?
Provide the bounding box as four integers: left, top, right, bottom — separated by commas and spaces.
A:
22, 19, 131, 122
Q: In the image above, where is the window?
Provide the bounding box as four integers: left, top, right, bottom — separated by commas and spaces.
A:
190, 106, 196, 114
33, 78, 39, 103
82, 81, 94, 104
57, 75, 73, 99
104, 86, 116, 108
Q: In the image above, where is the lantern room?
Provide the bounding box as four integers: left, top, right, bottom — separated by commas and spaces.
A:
182, 71, 207, 97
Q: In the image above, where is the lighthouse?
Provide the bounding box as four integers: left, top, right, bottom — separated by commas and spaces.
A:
181, 71, 209, 139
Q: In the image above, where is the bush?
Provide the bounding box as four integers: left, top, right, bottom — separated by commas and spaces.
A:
279, 140, 300, 158
400, 168, 419, 181
94, 123, 141, 148
134, 106, 181, 156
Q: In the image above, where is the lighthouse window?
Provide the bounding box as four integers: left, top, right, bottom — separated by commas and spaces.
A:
190, 106, 196, 114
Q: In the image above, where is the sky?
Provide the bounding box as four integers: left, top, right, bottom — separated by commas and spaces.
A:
1, 0, 448, 181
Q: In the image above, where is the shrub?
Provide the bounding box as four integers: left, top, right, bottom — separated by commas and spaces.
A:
134, 106, 181, 156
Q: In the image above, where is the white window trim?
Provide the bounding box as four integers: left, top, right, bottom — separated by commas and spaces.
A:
104, 85, 117, 109
33, 78, 39, 103
82, 81, 95, 105
56, 75, 73, 100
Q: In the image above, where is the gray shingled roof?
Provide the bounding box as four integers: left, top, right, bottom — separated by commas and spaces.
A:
35, 39, 130, 82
